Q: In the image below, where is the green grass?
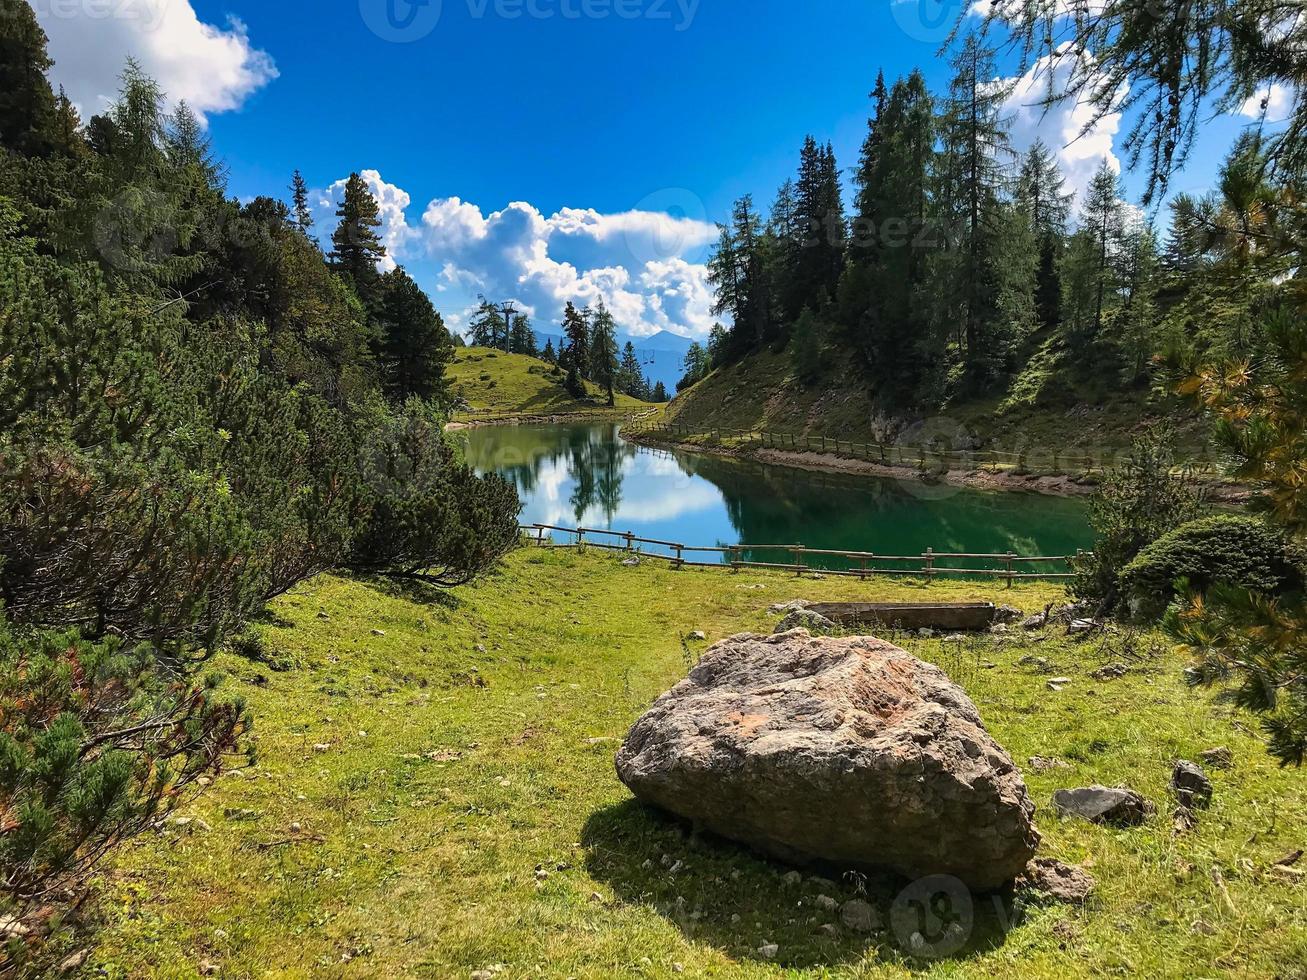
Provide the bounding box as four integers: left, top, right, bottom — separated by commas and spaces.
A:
448, 347, 650, 415
83, 550, 1305, 978
668, 347, 1212, 462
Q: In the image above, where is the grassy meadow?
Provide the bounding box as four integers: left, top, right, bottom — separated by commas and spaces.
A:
81, 548, 1305, 979
448, 348, 650, 416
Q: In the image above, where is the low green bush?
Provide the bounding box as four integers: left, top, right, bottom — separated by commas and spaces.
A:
1120, 514, 1306, 618
0, 619, 248, 947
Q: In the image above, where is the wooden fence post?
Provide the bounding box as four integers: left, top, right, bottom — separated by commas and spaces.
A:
1005, 551, 1015, 589
673, 544, 684, 569
576, 528, 585, 552
924, 548, 935, 581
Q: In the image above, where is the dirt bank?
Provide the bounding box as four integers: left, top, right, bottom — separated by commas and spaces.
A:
627, 431, 1251, 503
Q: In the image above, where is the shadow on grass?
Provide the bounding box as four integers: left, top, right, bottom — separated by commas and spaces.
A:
582, 800, 1022, 971
354, 575, 462, 609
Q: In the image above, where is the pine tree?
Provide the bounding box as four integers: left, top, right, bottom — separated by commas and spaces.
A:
329, 172, 387, 308
467, 299, 507, 349
541, 338, 557, 364
291, 170, 314, 233
1080, 159, 1127, 341
617, 342, 648, 399
934, 35, 1015, 383
843, 70, 936, 391
165, 101, 224, 189
790, 307, 827, 382
651, 380, 669, 402
377, 267, 452, 402
561, 301, 590, 376
782, 137, 845, 324
589, 301, 619, 406
1017, 141, 1072, 331
0, 0, 58, 156
508, 313, 537, 356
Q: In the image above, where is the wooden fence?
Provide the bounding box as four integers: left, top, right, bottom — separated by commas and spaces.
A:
520, 523, 1085, 585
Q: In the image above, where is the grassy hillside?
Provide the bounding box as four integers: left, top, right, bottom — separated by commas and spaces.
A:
448, 347, 651, 416
85, 549, 1305, 978
667, 347, 1212, 461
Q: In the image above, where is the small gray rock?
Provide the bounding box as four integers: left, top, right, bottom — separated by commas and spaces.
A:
774, 610, 836, 634
994, 605, 1024, 624
768, 599, 812, 614
1172, 760, 1213, 809
814, 894, 838, 912
756, 943, 779, 960
687, 631, 707, 641
1018, 858, 1095, 904
621, 557, 641, 567
781, 870, 802, 886
840, 899, 880, 933
1052, 786, 1152, 826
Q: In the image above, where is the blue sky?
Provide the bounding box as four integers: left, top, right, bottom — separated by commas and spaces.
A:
33, 0, 1280, 339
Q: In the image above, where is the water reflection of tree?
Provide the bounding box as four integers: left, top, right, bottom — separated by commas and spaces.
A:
674, 452, 1088, 564
461, 424, 635, 527
567, 426, 629, 525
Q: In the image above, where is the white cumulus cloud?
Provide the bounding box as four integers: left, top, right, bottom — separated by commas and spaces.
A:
1240, 83, 1295, 123
998, 44, 1127, 205
414, 195, 719, 339
33, 0, 277, 121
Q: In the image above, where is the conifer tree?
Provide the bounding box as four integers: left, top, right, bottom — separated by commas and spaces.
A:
377, 267, 452, 402
562, 301, 589, 376
291, 169, 314, 233
934, 35, 1015, 382
617, 342, 648, 399
508, 313, 537, 356
589, 301, 619, 406
651, 380, 669, 402
1080, 159, 1128, 340
329, 172, 387, 308
1017, 141, 1072, 331
541, 338, 557, 364
165, 101, 224, 188
0, 0, 58, 156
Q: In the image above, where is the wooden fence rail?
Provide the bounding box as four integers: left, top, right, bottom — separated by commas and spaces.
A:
520, 523, 1086, 585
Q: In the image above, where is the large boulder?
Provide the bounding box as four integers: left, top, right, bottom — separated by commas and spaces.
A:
615, 630, 1039, 890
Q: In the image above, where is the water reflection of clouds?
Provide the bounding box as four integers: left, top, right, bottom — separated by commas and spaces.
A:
525, 464, 721, 529
467, 423, 1091, 560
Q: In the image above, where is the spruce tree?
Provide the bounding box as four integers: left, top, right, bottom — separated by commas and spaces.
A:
617, 342, 648, 399
508, 313, 537, 356
329, 172, 387, 308
1017, 141, 1072, 331
1080, 159, 1127, 341
562, 301, 590, 376
377, 267, 451, 402
0, 0, 58, 156
934, 35, 1015, 383
589, 301, 619, 406
291, 170, 314, 233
